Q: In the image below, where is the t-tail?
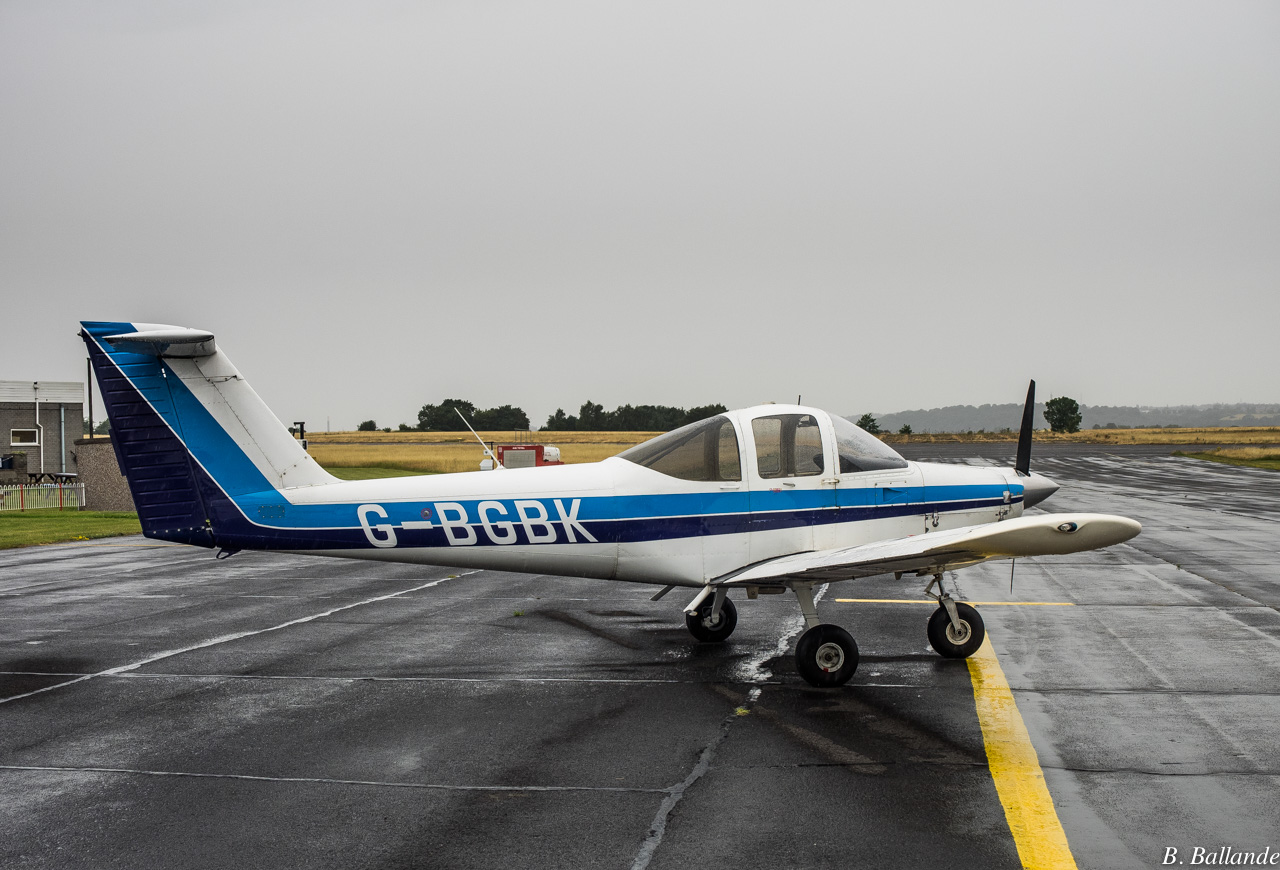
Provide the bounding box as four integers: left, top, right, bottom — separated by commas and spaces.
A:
80, 321, 335, 547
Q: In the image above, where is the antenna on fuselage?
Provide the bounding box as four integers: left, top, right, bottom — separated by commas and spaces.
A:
456, 409, 503, 470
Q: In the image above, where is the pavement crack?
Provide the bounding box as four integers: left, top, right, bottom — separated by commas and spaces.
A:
0, 764, 665, 793
1051, 764, 1280, 778
630, 708, 737, 870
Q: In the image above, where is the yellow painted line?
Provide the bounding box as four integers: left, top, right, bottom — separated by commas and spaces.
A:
834, 599, 1074, 606
968, 636, 1077, 870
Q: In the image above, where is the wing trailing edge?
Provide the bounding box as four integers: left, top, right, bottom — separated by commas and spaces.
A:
719, 513, 1141, 586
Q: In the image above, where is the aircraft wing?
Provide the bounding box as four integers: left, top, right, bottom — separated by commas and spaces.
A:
717, 513, 1141, 587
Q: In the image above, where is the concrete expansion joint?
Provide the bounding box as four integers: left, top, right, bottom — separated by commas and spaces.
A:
1052, 764, 1280, 778
0, 764, 670, 794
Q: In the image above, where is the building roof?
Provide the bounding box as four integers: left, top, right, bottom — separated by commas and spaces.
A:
0, 381, 84, 403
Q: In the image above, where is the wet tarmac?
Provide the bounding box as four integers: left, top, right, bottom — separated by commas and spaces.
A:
2, 444, 1277, 869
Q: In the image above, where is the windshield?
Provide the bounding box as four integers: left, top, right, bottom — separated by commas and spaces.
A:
830, 414, 908, 472
617, 415, 742, 482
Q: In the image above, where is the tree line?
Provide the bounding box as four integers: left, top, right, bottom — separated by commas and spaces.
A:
543, 402, 728, 431
356, 399, 728, 433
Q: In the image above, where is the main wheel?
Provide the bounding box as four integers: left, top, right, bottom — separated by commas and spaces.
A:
685, 596, 738, 642
927, 602, 985, 659
795, 624, 859, 687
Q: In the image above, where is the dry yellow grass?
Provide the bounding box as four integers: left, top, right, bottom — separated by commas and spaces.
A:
884, 427, 1280, 445
305, 426, 1280, 474
309, 436, 651, 474
1202, 447, 1280, 460
307, 430, 660, 445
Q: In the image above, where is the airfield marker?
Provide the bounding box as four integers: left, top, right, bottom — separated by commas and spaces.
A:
968, 636, 1078, 870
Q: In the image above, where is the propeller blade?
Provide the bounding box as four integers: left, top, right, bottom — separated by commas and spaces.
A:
1015, 379, 1035, 476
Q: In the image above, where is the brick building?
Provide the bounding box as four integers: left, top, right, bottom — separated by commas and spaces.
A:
0, 380, 84, 478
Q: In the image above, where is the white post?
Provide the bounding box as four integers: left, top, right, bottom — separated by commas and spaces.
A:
33, 382, 45, 476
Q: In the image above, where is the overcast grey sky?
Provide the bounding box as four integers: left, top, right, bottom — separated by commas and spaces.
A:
3, 1, 1278, 431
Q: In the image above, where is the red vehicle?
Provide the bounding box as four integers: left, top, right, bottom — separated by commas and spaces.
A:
484, 443, 563, 470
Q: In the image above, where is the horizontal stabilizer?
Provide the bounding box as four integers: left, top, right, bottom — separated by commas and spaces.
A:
105, 326, 216, 358
719, 513, 1142, 586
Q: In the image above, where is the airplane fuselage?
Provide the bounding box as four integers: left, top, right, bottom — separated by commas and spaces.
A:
207, 410, 1032, 588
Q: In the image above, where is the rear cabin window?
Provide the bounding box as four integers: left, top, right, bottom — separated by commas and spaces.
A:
617, 416, 742, 482
752, 414, 825, 479
830, 414, 909, 472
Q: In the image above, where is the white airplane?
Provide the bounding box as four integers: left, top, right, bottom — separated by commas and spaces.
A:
80, 321, 1140, 687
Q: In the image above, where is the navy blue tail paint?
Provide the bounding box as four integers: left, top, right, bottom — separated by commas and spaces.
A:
82, 326, 217, 546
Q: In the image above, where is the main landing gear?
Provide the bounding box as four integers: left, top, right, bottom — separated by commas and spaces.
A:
924, 574, 985, 659
791, 583, 859, 687
679, 573, 983, 689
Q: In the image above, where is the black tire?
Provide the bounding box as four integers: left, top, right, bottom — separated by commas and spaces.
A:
795, 624, 859, 687
685, 596, 738, 642
927, 602, 985, 659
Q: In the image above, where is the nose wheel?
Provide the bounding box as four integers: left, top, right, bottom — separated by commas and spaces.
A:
685, 594, 738, 642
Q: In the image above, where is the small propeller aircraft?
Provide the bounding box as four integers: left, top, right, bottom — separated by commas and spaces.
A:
79, 321, 1140, 687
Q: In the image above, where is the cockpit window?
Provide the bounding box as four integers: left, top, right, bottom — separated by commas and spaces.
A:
830, 414, 908, 472
617, 415, 742, 482
752, 414, 825, 479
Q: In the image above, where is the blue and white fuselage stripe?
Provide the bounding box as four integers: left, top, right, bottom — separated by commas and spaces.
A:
80, 320, 1027, 586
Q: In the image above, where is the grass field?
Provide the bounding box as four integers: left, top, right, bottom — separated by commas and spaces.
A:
307, 430, 661, 445
306, 426, 1280, 473
883, 426, 1280, 445
326, 466, 432, 480
0, 510, 142, 550
1174, 448, 1280, 472
309, 439, 649, 474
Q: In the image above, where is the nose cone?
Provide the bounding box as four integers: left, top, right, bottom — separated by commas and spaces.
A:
1020, 472, 1060, 508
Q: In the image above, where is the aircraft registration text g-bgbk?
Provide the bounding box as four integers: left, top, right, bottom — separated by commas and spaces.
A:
357, 498, 597, 548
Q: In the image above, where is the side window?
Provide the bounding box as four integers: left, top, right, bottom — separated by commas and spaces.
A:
717, 419, 742, 481
752, 417, 782, 477
617, 415, 742, 482
752, 414, 825, 479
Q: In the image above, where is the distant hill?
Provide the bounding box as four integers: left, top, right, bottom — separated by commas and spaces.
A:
852, 403, 1280, 433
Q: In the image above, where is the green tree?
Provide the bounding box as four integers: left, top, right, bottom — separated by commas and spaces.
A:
357, 419, 377, 432
472, 404, 530, 430
577, 400, 607, 431
684, 404, 729, 425
856, 413, 881, 434
417, 399, 476, 431
898, 424, 913, 435
543, 408, 576, 431
1044, 396, 1082, 433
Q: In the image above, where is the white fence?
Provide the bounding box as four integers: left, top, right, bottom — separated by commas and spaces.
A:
0, 483, 86, 512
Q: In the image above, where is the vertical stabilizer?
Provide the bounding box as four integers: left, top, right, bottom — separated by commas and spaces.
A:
80, 321, 335, 545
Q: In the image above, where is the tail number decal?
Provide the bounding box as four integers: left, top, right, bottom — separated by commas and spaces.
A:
358, 499, 597, 548
357, 504, 397, 548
